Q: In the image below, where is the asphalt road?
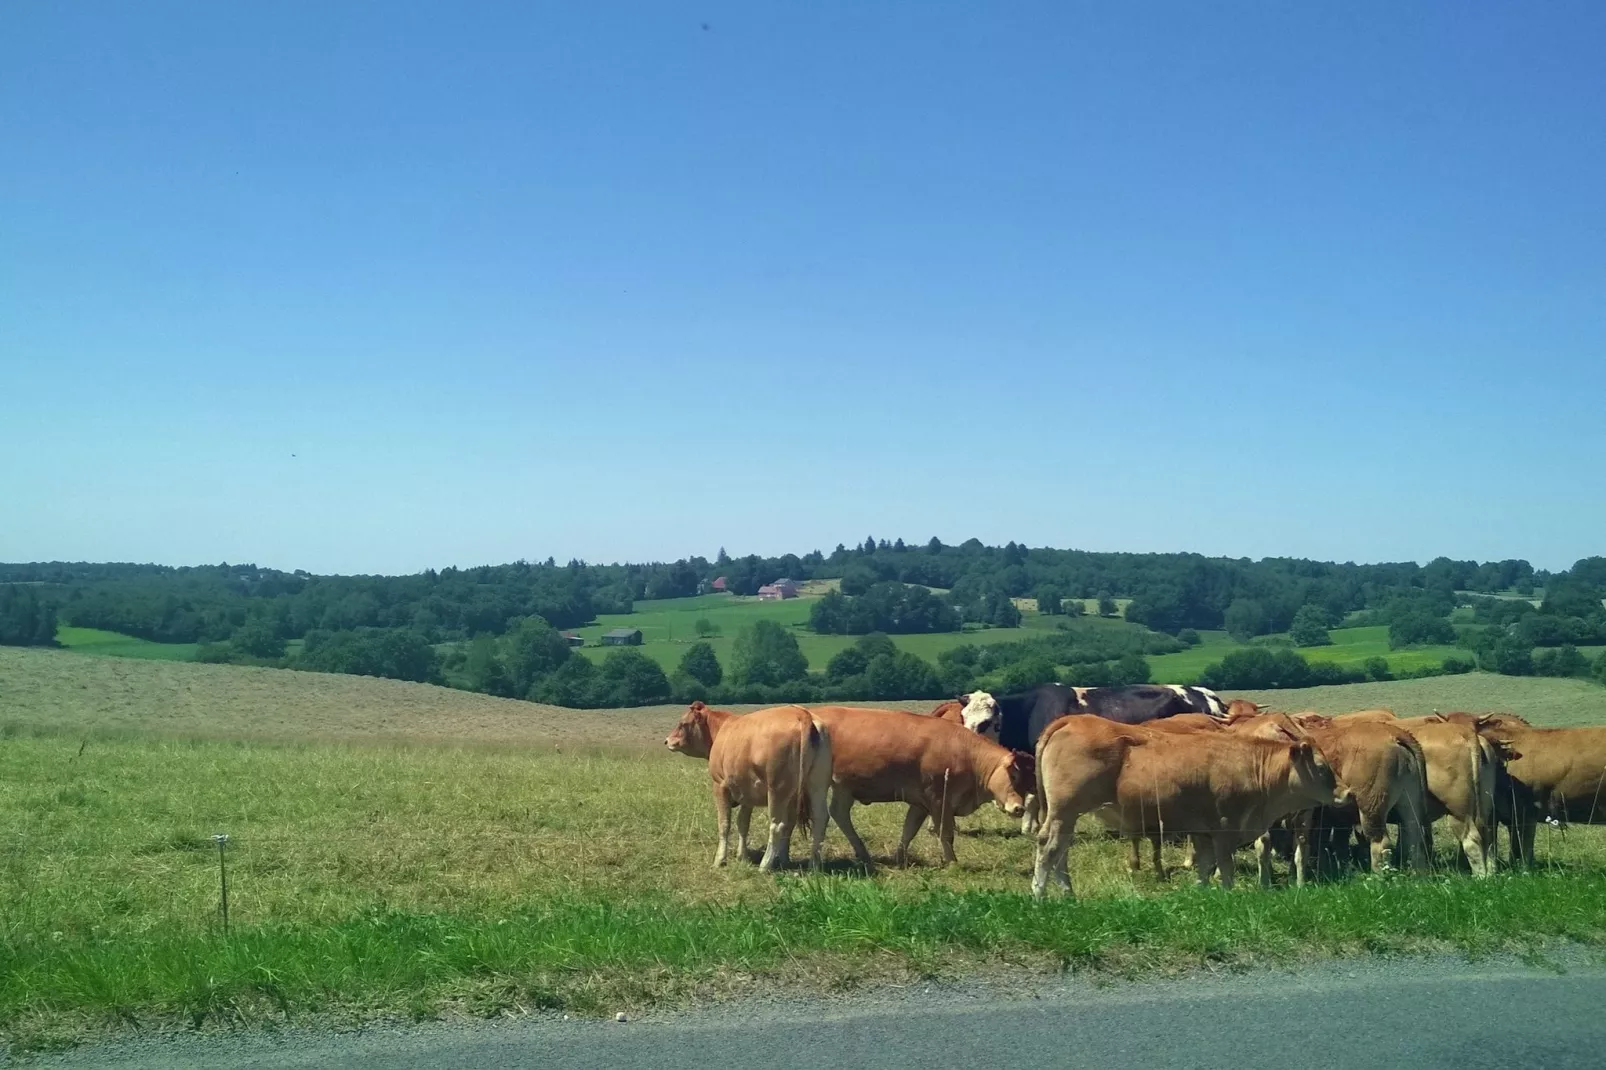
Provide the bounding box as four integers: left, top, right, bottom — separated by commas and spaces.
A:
22, 955, 1606, 1070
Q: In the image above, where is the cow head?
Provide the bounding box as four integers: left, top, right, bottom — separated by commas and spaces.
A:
1490, 737, 1524, 763
1287, 739, 1350, 808
1001, 751, 1036, 807
958, 690, 1000, 737
665, 701, 714, 759
986, 751, 1029, 818
1223, 699, 1271, 723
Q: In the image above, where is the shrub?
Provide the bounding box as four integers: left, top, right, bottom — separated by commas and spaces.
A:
676, 642, 723, 687
1199, 648, 1364, 690
1534, 644, 1590, 679
729, 620, 808, 687
591, 649, 672, 707
1289, 605, 1332, 648
1388, 611, 1457, 649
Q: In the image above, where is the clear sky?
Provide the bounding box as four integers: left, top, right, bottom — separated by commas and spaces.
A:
4, 3, 1603, 575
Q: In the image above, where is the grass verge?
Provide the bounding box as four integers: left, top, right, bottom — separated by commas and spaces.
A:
6, 874, 1606, 1053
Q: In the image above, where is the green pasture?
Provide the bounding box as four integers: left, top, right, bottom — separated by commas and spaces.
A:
1147, 625, 1466, 683
569, 593, 1075, 673
53, 626, 197, 662
4, 655, 1606, 1051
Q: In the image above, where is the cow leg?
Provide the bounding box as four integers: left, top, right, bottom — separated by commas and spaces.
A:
1256, 833, 1274, 888
735, 803, 754, 862
1126, 836, 1143, 874
759, 785, 793, 873
807, 783, 829, 872
1189, 834, 1216, 887
1394, 796, 1428, 876
1214, 834, 1237, 890
1510, 814, 1538, 869
1021, 792, 1040, 837
1151, 835, 1167, 880
829, 788, 874, 867
935, 803, 959, 867
1458, 819, 1493, 877
1032, 816, 1075, 899
712, 787, 733, 868
896, 805, 928, 868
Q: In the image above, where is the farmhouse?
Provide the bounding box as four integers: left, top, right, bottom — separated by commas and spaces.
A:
756, 578, 799, 601
602, 627, 644, 646
561, 632, 585, 648
711, 576, 727, 592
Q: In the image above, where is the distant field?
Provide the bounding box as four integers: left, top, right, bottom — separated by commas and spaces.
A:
54, 626, 196, 661
1147, 625, 1464, 682
568, 592, 1079, 673
1234, 672, 1606, 725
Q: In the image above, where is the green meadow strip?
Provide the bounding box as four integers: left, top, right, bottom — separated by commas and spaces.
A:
6, 873, 1606, 1048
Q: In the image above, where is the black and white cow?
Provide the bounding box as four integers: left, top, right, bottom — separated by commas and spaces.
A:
956, 683, 1229, 832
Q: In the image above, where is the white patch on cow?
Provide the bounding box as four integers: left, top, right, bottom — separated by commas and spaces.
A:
1167, 684, 1189, 700
1194, 687, 1227, 718
1072, 687, 1091, 706
959, 690, 1000, 737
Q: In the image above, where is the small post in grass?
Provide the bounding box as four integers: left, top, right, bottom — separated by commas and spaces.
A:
212, 833, 231, 935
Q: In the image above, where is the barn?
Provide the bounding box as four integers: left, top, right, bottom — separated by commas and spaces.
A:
601, 627, 644, 646
756, 578, 799, 601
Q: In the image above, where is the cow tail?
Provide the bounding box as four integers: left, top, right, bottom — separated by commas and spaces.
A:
1033, 720, 1056, 840
1473, 734, 1496, 838
798, 711, 817, 826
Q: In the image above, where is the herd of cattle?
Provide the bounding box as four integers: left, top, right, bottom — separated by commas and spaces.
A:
663, 682, 1606, 897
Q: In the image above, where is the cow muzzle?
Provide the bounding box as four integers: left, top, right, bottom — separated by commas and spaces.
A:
1004, 801, 1025, 819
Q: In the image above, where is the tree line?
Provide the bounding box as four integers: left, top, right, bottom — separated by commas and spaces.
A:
5, 548, 1604, 698
1, 545, 1566, 654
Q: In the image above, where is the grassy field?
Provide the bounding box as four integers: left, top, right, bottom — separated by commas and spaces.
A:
53, 626, 198, 662
1148, 625, 1466, 682
5, 647, 1606, 1051
567, 592, 1080, 674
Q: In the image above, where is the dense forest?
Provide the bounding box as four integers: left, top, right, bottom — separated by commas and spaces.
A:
3, 542, 1604, 704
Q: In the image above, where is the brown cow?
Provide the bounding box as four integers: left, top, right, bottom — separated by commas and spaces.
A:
1273, 714, 1430, 882
1441, 712, 1606, 867
1387, 716, 1498, 876
1108, 715, 1226, 876
1031, 714, 1348, 898
808, 705, 1029, 868
665, 702, 832, 871
1333, 708, 1400, 724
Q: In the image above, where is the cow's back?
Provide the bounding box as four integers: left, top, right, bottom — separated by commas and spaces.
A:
812, 706, 994, 802
997, 684, 1078, 752
1497, 726, 1606, 821
708, 705, 814, 796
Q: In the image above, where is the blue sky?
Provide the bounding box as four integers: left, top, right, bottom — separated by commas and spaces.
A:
3, 3, 1603, 574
